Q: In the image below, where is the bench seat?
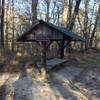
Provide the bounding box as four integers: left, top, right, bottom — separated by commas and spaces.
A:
37, 58, 67, 70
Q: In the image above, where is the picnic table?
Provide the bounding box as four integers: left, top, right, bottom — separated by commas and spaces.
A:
38, 58, 67, 71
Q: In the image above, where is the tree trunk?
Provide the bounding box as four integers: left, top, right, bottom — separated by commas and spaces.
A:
1, 0, 5, 48
57, 6, 60, 26
83, 0, 89, 49
60, 41, 64, 59
66, 0, 81, 52
40, 42, 46, 70
0, 0, 1, 47
12, 0, 15, 52
67, 0, 81, 30
67, 0, 73, 25
32, 0, 38, 25
89, 4, 100, 47
5, 0, 10, 49
89, 18, 98, 47
45, 0, 50, 22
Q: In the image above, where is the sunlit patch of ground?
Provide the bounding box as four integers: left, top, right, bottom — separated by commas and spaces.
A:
0, 51, 100, 100
64, 52, 100, 68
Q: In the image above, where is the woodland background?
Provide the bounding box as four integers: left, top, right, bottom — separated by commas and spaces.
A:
0, 0, 100, 53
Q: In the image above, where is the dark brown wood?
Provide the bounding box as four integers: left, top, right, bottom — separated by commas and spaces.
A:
45, 41, 52, 50
56, 41, 71, 58
56, 41, 65, 58
17, 20, 84, 43
21, 24, 64, 41
59, 41, 64, 59
40, 41, 47, 69
64, 41, 71, 48
1, 0, 5, 48
17, 20, 84, 71
37, 58, 67, 71
46, 58, 67, 70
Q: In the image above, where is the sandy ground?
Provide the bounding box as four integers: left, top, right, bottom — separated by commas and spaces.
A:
0, 52, 100, 100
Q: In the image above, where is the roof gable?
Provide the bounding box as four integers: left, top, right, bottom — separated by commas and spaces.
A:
17, 20, 84, 42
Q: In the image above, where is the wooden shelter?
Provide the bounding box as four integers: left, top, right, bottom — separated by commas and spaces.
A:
17, 20, 84, 69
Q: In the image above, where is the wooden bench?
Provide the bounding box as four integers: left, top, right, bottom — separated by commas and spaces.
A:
37, 58, 67, 71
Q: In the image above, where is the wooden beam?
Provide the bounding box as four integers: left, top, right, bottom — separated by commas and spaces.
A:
40, 41, 47, 69
46, 41, 52, 50
64, 41, 71, 48
57, 41, 71, 58
56, 41, 61, 47
60, 41, 65, 59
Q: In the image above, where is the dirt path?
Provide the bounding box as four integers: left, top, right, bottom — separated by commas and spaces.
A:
0, 52, 100, 100
48, 62, 100, 100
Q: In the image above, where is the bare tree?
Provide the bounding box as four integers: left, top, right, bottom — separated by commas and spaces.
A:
89, 3, 100, 47
66, 0, 81, 52
0, 0, 1, 47
44, 0, 51, 22
83, 0, 89, 49
32, 0, 38, 24
1, 0, 5, 48
67, 0, 81, 30
12, 0, 15, 51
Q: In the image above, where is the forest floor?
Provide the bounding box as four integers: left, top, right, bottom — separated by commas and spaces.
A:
0, 50, 100, 100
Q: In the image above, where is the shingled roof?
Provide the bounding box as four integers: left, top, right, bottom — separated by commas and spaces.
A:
17, 20, 84, 42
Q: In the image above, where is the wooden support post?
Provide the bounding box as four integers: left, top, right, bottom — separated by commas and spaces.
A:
60, 41, 64, 59
40, 41, 47, 69
46, 41, 52, 50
